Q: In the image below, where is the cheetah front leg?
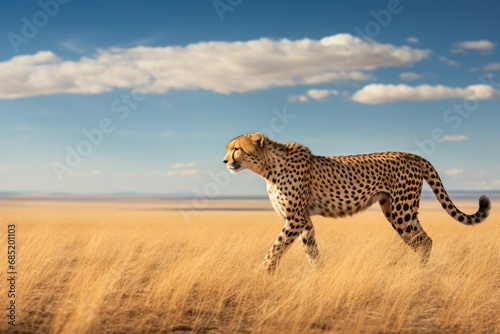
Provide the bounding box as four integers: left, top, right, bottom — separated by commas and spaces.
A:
263, 218, 303, 273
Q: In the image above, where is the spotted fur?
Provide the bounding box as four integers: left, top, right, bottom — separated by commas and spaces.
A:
223, 132, 491, 272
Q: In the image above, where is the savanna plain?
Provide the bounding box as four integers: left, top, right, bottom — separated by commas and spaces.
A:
0, 194, 499, 334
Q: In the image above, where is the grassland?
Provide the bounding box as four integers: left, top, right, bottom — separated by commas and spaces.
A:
0, 196, 499, 333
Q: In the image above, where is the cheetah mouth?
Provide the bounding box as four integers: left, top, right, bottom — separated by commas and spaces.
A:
228, 163, 241, 173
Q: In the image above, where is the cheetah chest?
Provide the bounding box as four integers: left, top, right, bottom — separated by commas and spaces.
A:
266, 181, 287, 217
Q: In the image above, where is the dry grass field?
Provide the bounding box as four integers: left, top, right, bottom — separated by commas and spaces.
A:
0, 195, 499, 333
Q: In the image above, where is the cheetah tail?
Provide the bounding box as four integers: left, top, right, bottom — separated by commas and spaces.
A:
421, 158, 491, 226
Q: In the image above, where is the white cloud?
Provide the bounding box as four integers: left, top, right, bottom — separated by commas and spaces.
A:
399, 72, 424, 81
449, 49, 466, 55
453, 40, 496, 54
288, 95, 308, 103
306, 89, 340, 102
467, 84, 499, 99
59, 39, 86, 54
351, 84, 500, 104
0, 34, 430, 99
289, 88, 340, 103
156, 162, 198, 177
407, 37, 419, 44
483, 62, 500, 71
439, 56, 460, 67
445, 169, 464, 177
442, 135, 468, 142
307, 89, 339, 100
171, 162, 196, 169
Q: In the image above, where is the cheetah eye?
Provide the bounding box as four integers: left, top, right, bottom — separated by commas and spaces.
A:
234, 147, 247, 155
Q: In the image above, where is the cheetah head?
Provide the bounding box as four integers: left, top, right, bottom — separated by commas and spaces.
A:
223, 132, 266, 174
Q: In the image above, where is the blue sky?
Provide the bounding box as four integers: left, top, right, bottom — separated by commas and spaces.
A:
0, 0, 499, 195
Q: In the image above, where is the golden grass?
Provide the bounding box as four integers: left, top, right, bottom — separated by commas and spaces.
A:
0, 197, 499, 333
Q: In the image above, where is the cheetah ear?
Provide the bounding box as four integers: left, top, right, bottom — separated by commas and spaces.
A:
251, 132, 265, 148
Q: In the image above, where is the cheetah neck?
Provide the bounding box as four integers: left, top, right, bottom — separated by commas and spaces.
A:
255, 140, 288, 182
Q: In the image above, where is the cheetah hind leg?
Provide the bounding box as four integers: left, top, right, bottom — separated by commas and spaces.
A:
298, 222, 320, 268
380, 196, 432, 265
393, 212, 433, 265
411, 223, 432, 265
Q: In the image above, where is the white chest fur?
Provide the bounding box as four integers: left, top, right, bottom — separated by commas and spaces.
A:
266, 181, 286, 217
266, 182, 280, 198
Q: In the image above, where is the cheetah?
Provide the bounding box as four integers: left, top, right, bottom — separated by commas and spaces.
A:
223, 132, 491, 272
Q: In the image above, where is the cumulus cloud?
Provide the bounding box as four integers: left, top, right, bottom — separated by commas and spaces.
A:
442, 135, 468, 142
351, 84, 500, 104
399, 72, 424, 81
307, 89, 339, 100
453, 40, 496, 54
289, 88, 340, 103
0, 34, 430, 99
406, 37, 419, 44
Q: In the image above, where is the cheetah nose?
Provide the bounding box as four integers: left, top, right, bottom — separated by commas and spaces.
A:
223, 160, 228, 164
